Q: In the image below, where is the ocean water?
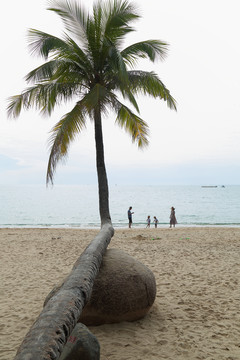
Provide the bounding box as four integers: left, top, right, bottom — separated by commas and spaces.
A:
0, 185, 239, 228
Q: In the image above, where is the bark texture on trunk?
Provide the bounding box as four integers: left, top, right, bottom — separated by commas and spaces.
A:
14, 223, 114, 360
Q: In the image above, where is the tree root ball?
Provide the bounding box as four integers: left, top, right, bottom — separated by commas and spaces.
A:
79, 248, 156, 325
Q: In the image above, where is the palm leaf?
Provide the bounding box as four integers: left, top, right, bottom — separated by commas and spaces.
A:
113, 100, 149, 148
28, 29, 69, 59
47, 0, 89, 45
25, 60, 58, 83
122, 40, 169, 66
106, 44, 129, 82
103, 0, 139, 44
47, 100, 88, 184
7, 86, 43, 118
128, 70, 177, 110
7, 81, 81, 118
51, 34, 94, 80
7, 95, 25, 118
121, 89, 139, 113
112, 78, 139, 112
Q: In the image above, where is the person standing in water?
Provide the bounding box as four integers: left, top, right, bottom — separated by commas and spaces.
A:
169, 207, 177, 228
128, 206, 134, 228
153, 216, 159, 228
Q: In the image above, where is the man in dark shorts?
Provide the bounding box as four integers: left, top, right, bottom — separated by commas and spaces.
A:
128, 206, 134, 228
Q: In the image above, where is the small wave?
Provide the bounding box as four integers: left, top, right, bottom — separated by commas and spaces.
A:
1, 221, 240, 229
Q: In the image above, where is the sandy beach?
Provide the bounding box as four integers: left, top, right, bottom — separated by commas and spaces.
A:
1, 227, 240, 360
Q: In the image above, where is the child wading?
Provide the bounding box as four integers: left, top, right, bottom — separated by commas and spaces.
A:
146, 215, 151, 228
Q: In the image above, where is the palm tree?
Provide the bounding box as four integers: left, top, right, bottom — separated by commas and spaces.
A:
8, 0, 176, 228
8, 1, 177, 358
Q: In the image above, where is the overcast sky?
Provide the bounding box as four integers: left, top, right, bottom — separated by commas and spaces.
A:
1, 0, 240, 185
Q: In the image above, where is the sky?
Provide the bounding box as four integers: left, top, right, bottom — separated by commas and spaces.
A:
1, 0, 240, 185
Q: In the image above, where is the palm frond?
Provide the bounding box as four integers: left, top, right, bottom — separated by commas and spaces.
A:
28, 29, 69, 59
93, 3, 103, 46
47, 0, 89, 44
7, 95, 25, 118
122, 89, 139, 112
85, 15, 101, 67
103, 0, 140, 44
7, 82, 82, 118
122, 40, 169, 66
107, 45, 129, 82
128, 70, 177, 110
112, 78, 139, 112
114, 101, 149, 148
47, 100, 88, 184
63, 34, 93, 73
25, 60, 58, 83
7, 86, 44, 118
52, 34, 94, 81
38, 82, 83, 116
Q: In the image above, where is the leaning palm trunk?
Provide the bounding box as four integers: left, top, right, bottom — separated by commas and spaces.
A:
14, 105, 113, 360
14, 108, 114, 360
14, 224, 114, 360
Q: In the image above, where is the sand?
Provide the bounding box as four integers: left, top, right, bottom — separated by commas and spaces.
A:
1, 227, 240, 360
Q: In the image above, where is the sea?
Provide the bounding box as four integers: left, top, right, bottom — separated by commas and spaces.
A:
0, 185, 239, 229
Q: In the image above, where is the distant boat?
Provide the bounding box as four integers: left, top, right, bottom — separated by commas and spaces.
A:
201, 186, 218, 188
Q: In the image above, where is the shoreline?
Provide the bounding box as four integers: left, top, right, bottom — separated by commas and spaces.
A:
1, 224, 240, 229
1, 227, 240, 360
